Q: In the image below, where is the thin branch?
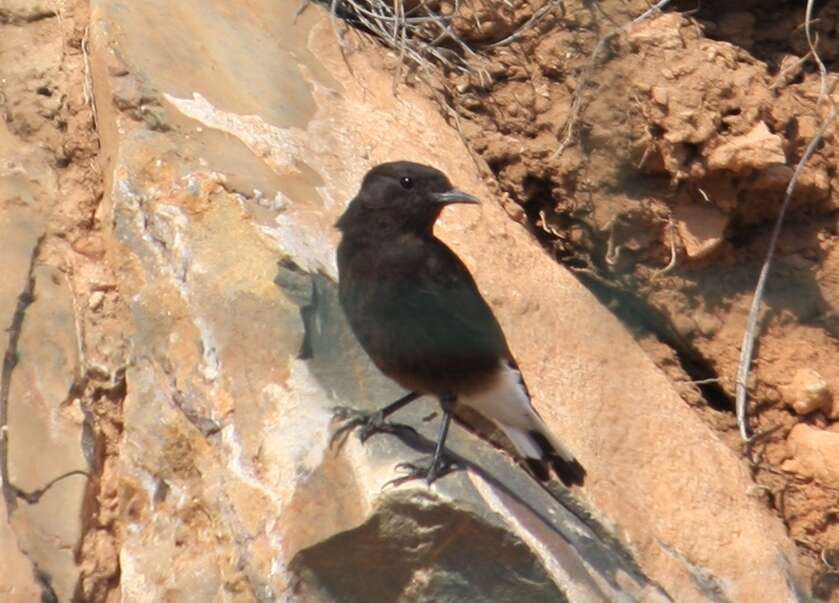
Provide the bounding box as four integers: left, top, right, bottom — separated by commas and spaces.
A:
295, 0, 311, 20
735, 0, 838, 440
329, 0, 358, 79
687, 378, 720, 385
483, 0, 563, 49
322, 0, 570, 85
12, 470, 90, 505
735, 102, 838, 441
82, 26, 98, 134
631, 0, 675, 25
804, 0, 828, 105
653, 219, 677, 278
769, 49, 813, 90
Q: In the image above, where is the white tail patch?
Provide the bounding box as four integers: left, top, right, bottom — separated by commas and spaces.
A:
500, 425, 543, 460
460, 361, 577, 463
459, 361, 535, 428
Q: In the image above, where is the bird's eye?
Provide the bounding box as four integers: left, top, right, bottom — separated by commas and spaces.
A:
400, 176, 414, 190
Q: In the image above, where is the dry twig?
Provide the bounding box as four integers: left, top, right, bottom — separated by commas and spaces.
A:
82, 26, 98, 133
484, 0, 563, 49
805, 0, 828, 105
322, 0, 566, 88
735, 0, 838, 441
735, 100, 838, 441
653, 219, 677, 278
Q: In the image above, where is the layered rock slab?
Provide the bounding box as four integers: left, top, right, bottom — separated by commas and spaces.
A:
86, 0, 806, 601
0, 93, 88, 602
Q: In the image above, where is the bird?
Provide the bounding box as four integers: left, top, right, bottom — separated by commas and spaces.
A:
333, 161, 585, 487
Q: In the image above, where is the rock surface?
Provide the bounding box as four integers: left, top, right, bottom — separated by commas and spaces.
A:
0, 0, 817, 601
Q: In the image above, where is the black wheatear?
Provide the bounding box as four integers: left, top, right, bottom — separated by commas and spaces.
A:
334, 161, 585, 487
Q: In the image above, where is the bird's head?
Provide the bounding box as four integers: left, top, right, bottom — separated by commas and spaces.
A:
336, 161, 479, 237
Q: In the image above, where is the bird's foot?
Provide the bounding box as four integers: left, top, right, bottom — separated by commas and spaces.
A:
330, 406, 418, 447
383, 455, 458, 488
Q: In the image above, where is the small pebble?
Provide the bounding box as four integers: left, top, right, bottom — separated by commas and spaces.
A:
651, 85, 669, 106
781, 368, 832, 415
88, 291, 105, 311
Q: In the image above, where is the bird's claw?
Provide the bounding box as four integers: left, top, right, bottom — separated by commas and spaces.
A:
383, 455, 457, 488
330, 406, 418, 447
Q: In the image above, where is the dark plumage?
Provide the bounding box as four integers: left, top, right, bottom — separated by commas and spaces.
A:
335, 161, 585, 487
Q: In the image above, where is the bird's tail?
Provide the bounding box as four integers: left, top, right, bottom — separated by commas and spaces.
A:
500, 423, 586, 486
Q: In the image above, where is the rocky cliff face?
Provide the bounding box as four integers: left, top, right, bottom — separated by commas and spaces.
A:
0, 1, 818, 601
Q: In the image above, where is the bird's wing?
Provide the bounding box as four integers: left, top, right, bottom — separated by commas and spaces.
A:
387, 241, 587, 486
376, 240, 513, 381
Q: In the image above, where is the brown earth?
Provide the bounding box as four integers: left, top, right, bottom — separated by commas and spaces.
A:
351, 0, 839, 597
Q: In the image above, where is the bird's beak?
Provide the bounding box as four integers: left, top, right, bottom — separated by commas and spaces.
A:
432, 189, 480, 205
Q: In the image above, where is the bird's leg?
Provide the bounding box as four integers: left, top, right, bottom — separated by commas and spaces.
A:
385, 393, 459, 487
331, 391, 421, 446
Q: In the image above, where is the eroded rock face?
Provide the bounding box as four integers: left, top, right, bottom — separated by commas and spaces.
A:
7, 265, 88, 602
0, 0, 814, 601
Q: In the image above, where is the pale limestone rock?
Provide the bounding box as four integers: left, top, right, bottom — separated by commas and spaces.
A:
781, 368, 833, 415
90, 3, 661, 598
707, 121, 786, 171
88, 290, 105, 311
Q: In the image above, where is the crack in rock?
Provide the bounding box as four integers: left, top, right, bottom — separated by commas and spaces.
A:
0, 235, 44, 514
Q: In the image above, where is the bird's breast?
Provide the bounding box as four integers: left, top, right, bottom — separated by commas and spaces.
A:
337, 235, 503, 396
